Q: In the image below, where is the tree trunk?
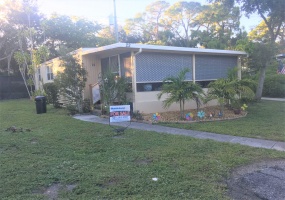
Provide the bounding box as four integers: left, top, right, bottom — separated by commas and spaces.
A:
182, 99, 185, 119
255, 66, 266, 100
19, 66, 31, 98
179, 100, 182, 119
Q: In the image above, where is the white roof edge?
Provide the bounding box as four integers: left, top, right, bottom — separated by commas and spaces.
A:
41, 43, 246, 65
82, 43, 247, 56
40, 56, 60, 65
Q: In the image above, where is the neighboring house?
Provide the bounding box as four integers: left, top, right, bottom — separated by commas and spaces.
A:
36, 57, 61, 88
36, 43, 246, 113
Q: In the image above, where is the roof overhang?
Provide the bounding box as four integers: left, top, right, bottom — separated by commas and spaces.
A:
81, 43, 247, 58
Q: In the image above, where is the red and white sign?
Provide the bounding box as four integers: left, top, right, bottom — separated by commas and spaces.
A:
109, 105, 131, 123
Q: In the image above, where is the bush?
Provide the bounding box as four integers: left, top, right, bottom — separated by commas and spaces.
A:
31, 89, 46, 100
43, 83, 60, 108
66, 104, 78, 115
55, 55, 87, 113
82, 99, 92, 113
263, 74, 285, 97
132, 110, 144, 121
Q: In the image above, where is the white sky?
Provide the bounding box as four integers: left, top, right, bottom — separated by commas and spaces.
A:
37, 0, 262, 31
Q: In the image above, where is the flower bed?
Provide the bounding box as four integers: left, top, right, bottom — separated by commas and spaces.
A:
141, 106, 247, 123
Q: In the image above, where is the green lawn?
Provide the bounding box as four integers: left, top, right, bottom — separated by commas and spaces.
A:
161, 100, 285, 142
0, 99, 284, 199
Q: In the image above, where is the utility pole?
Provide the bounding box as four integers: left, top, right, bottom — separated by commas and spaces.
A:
113, 0, 118, 42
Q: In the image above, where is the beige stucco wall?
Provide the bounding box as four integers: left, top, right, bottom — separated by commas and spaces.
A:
82, 54, 102, 100
36, 50, 102, 102
133, 89, 217, 113
35, 57, 62, 90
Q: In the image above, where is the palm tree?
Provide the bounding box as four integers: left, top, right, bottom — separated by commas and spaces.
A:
157, 68, 203, 119
207, 68, 255, 115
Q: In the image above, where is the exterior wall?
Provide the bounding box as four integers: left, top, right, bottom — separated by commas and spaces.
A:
134, 89, 217, 113
132, 52, 238, 113
120, 53, 132, 79
82, 54, 101, 100
35, 57, 62, 90
36, 51, 102, 101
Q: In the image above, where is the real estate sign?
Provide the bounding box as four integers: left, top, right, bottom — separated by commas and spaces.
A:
109, 105, 131, 123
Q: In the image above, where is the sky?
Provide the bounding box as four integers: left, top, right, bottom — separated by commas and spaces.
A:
37, 0, 262, 31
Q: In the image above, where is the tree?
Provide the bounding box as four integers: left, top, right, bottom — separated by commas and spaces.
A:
11, 0, 48, 97
247, 43, 277, 100
0, 23, 18, 75
163, 1, 202, 47
238, 0, 284, 43
249, 20, 285, 50
145, 0, 170, 42
157, 68, 203, 119
212, 0, 284, 99
55, 54, 87, 113
124, 1, 170, 44
43, 14, 101, 58
248, 20, 271, 43
193, 2, 241, 49
0, 0, 42, 76
209, 0, 285, 42
207, 68, 255, 115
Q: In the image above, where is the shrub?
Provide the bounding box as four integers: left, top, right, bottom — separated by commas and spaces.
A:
43, 82, 61, 108
99, 70, 130, 107
66, 104, 78, 115
82, 98, 92, 113
31, 89, 46, 99
55, 55, 87, 113
132, 110, 144, 121
263, 74, 285, 97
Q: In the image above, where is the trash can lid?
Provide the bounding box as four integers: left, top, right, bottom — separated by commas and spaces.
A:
35, 96, 45, 100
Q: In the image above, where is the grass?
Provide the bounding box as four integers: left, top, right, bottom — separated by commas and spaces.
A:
161, 100, 285, 142
0, 99, 284, 199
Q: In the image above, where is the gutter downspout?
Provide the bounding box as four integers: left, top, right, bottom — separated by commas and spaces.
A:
134, 48, 142, 56
132, 48, 143, 112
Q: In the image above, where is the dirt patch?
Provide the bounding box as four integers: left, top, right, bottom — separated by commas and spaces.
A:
141, 106, 247, 123
112, 135, 126, 139
30, 138, 38, 144
42, 183, 77, 199
134, 158, 153, 165
43, 183, 61, 200
227, 159, 285, 200
99, 177, 123, 189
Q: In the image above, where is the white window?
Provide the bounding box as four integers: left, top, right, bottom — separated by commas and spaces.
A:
47, 66, 54, 80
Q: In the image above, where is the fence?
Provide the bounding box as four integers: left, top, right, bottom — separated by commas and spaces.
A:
0, 76, 29, 100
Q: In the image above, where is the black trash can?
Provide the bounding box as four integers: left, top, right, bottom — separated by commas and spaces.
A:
35, 96, 46, 114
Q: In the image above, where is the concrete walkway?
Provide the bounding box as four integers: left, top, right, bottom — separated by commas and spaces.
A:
73, 115, 285, 152
262, 97, 285, 102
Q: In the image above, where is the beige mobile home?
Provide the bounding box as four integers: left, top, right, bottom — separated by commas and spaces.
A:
36, 43, 246, 113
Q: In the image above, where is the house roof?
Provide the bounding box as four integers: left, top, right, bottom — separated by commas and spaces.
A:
81, 43, 247, 57
41, 43, 246, 65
